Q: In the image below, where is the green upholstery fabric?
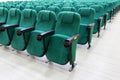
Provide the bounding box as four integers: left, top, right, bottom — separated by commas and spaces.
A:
0, 29, 11, 45
47, 34, 69, 65
27, 10, 56, 57
35, 10, 56, 31
62, 13, 73, 24
100, 4, 108, 27
93, 19, 102, 34
24, 10, 32, 18
90, 5, 103, 18
47, 6, 60, 15
90, 5, 104, 34
55, 12, 80, 36
0, 7, 4, 16
78, 7, 95, 24
61, 7, 76, 12
101, 15, 108, 27
11, 9, 36, 50
107, 3, 114, 20
75, 5, 87, 11
6, 8, 21, 25
27, 30, 44, 56
16, 5, 24, 10
0, 7, 8, 23
0, 8, 21, 45
53, 4, 62, 9
19, 9, 36, 28
46, 11, 80, 65
12, 27, 30, 50
25, 5, 34, 9
35, 6, 46, 13
40, 11, 50, 21
78, 7, 95, 44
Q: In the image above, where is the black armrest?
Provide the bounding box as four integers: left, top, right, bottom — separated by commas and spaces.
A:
0, 27, 5, 31
0, 24, 18, 31
87, 23, 95, 29
2, 24, 19, 29
111, 9, 113, 12
37, 30, 54, 40
64, 34, 79, 47
104, 13, 108, 16
17, 27, 34, 35
0, 22, 6, 25
98, 17, 103, 21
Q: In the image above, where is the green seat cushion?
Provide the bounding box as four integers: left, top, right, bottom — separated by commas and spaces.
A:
0, 30, 10, 45
27, 30, 51, 57
78, 23, 94, 44
11, 27, 30, 50
46, 34, 69, 65
78, 24, 88, 44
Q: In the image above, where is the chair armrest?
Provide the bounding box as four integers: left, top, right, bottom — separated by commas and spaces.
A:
104, 13, 108, 16
37, 30, 54, 40
2, 24, 19, 29
17, 27, 34, 35
98, 17, 103, 21
111, 9, 113, 12
87, 23, 95, 29
0, 22, 6, 25
0, 24, 19, 31
64, 34, 79, 47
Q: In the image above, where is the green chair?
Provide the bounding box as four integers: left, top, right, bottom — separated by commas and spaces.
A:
107, 2, 114, 21
35, 6, 46, 13
25, 5, 34, 9
11, 9, 36, 51
100, 4, 108, 29
78, 7, 95, 48
53, 4, 62, 9
27, 10, 56, 57
16, 5, 24, 10
0, 8, 21, 45
47, 6, 60, 15
0, 7, 8, 25
90, 5, 103, 37
61, 7, 76, 12
75, 5, 87, 11
46, 11, 80, 71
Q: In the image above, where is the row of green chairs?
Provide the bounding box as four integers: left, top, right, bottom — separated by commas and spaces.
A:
0, 7, 80, 71
0, 0, 120, 71
0, 1, 119, 48
0, 0, 120, 49
2, 1, 116, 41
0, 6, 94, 48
